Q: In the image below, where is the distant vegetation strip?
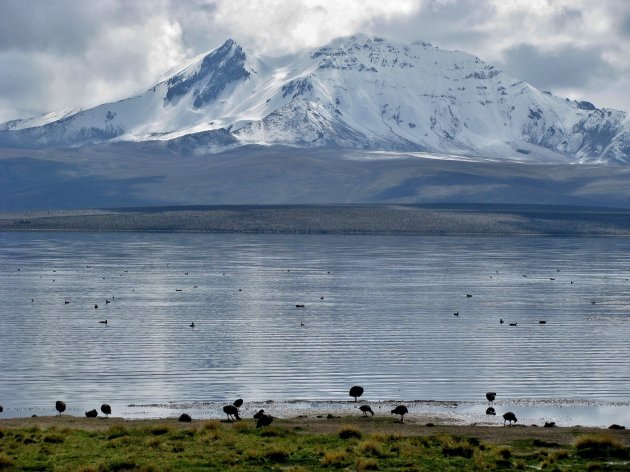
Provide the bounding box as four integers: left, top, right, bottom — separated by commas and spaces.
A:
1, 205, 630, 235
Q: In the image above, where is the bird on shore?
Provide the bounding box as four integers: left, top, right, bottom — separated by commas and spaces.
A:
85, 409, 98, 418
179, 413, 192, 422
503, 412, 517, 426
223, 405, 241, 421
391, 405, 408, 423
233, 398, 243, 408
359, 405, 374, 417
0, 405, 4, 413
254, 409, 274, 428
486, 407, 496, 415
101, 404, 111, 418
486, 392, 496, 404
349, 386, 364, 402
55, 400, 66, 416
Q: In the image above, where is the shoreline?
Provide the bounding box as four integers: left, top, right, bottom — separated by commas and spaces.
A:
2, 399, 629, 430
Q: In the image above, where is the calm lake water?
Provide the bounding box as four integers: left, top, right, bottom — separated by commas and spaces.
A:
1, 232, 629, 426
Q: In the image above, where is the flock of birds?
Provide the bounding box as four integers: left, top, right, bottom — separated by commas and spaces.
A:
3, 387, 519, 427
13, 263, 607, 429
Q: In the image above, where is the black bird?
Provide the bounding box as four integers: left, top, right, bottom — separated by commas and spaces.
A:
453, 312, 459, 316
391, 405, 408, 423
179, 413, 192, 422
349, 386, 364, 402
486, 392, 496, 404
99, 320, 107, 324
295, 304, 305, 308
500, 318, 504, 324
94, 304, 98, 309
254, 410, 274, 428
509, 323, 517, 326
359, 405, 374, 417
190, 322, 195, 328
223, 405, 241, 421
101, 404, 111, 418
466, 294, 472, 298
85, 409, 98, 418
503, 411, 517, 426
233, 398, 243, 409
0, 405, 4, 413
55, 400, 66, 416
539, 320, 547, 324
486, 407, 496, 415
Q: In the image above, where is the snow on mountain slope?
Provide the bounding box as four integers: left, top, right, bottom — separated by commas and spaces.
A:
1, 34, 628, 163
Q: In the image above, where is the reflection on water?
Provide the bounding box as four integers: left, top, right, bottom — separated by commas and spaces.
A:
0, 232, 629, 425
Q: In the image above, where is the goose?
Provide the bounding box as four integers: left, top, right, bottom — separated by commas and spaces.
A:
391, 405, 408, 423
101, 404, 111, 418
359, 405, 374, 417
503, 411, 517, 426
55, 400, 66, 416
223, 405, 240, 421
349, 386, 364, 402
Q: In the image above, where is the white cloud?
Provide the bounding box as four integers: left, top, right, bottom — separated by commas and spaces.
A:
0, 0, 628, 123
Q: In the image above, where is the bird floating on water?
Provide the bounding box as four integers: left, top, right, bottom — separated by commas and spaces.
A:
99, 320, 107, 324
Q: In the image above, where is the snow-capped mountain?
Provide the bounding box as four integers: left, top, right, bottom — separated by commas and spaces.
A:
1, 34, 628, 163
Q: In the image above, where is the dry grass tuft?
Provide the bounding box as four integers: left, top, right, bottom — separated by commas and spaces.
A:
322, 449, 350, 466
264, 446, 291, 462
338, 425, 361, 440
575, 433, 627, 459
356, 457, 379, 471
0, 454, 14, 470
200, 420, 222, 431
359, 439, 384, 457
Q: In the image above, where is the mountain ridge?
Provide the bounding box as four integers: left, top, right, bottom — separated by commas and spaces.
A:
1, 34, 628, 163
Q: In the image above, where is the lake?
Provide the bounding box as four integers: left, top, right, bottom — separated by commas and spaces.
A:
1, 232, 629, 426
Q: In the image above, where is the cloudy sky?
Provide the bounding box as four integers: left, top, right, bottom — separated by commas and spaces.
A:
0, 0, 628, 123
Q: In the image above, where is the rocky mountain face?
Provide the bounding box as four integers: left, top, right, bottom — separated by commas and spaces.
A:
1, 35, 628, 163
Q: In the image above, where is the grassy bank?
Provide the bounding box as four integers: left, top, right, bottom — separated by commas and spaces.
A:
1, 416, 629, 471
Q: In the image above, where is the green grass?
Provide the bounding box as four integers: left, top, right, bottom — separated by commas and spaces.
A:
0, 421, 628, 471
